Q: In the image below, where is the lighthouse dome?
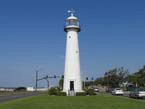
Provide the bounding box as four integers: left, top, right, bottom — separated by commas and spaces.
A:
66, 16, 78, 21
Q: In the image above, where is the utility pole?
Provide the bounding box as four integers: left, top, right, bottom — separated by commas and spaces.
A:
92, 77, 94, 88
36, 71, 38, 91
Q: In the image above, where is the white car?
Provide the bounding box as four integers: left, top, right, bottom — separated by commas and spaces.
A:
94, 88, 99, 92
129, 88, 145, 99
111, 88, 124, 95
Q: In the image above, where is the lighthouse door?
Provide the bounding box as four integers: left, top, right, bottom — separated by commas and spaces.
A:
70, 81, 74, 91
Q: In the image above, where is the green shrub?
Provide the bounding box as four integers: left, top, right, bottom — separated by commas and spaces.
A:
48, 88, 57, 95
86, 89, 96, 95
57, 92, 66, 96
76, 92, 86, 96
56, 87, 61, 91
48, 88, 66, 96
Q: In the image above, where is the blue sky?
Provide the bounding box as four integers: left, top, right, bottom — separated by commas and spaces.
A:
0, 0, 145, 87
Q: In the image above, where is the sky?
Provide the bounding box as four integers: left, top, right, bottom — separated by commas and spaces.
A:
0, 0, 145, 87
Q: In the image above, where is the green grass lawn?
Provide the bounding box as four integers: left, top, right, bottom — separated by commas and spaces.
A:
0, 94, 145, 109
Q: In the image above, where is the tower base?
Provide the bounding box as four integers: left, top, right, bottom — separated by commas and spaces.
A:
62, 90, 84, 96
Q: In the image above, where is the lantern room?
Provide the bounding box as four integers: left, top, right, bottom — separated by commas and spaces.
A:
64, 13, 80, 32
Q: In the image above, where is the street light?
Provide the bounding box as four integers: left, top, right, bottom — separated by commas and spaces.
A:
36, 72, 60, 90
84, 77, 89, 89
86, 77, 88, 80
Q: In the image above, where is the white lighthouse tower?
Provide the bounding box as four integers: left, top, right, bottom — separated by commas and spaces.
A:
63, 10, 83, 95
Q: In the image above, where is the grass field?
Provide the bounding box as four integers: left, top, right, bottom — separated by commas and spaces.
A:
0, 94, 145, 109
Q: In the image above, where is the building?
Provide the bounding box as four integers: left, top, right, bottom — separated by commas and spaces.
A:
63, 10, 83, 95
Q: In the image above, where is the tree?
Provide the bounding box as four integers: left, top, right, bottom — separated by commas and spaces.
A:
103, 67, 128, 88
59, 75, 64, 89
94, 77, 104, 85
128, 65, 145, 87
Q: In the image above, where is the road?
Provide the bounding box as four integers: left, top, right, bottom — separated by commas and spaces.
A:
108, 92, 145, 101
0, 92, 46, 103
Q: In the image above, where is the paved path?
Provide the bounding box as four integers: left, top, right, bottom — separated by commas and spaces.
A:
0, 92, 46, 103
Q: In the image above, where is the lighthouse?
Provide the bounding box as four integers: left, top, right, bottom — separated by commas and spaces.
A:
63, 10, 83, 95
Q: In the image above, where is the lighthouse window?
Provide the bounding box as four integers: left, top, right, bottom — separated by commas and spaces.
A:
67, 20, 78, 26
70, 21, 77, 25
69, 36, 71, 38
76, 51, 79, 53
